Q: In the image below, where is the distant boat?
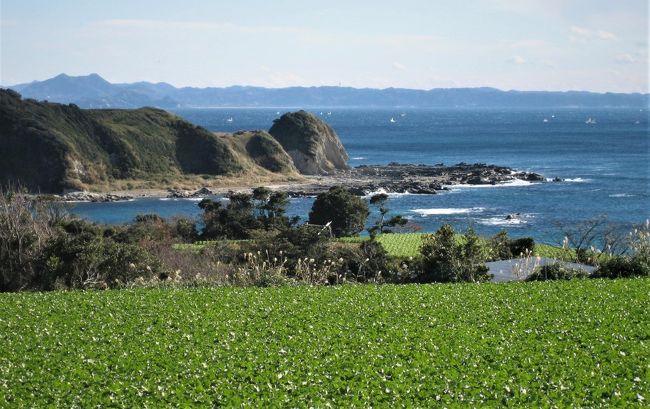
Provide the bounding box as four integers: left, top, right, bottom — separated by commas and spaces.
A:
390, 117, 396, 123
551, 114, 555, 118
543, 118, 549, 123
226, 117, 233, 123
585, 117, 596, 124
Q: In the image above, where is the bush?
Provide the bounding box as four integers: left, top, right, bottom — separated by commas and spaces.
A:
509, 237, 535, 257
309, 186, 369, 237
39, 228, 163, 289
419, 225, 491, 283
0, 190, 67, 291
591, 256, 650, 279
591, 222, 650, 279
526, 263, 590, 281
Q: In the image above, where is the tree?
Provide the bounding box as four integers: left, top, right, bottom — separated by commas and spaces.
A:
368, 193, 407, 239
308, 186, 369, 237
419, 224, 491, 282
199, 188, 295, 239
252, 187, 293, 229
199, 194, 258, 240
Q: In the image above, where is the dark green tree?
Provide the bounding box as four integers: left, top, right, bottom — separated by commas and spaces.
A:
368, 193, 407, 239
308, 186, 369, 237
420, 224, 490, 282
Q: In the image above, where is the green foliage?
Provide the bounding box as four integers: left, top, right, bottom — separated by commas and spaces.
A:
592, 256, 650, 279
419, 225, 491, 282
199, 189, 296, 240
0, 190, 67, 291
1, 280, 648, 406
309, 186, 369, 237
592, 222, 650, 278
38, 223, 163, 289
490, 230, 513, 260
508, 237, 536, 258
368, 193, 408, 238
525, 263, 590, 281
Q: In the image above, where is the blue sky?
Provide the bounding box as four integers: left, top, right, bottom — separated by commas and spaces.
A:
1, 0, 648, 92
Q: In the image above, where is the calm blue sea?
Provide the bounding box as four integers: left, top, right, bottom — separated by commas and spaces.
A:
71, 107, 649, 243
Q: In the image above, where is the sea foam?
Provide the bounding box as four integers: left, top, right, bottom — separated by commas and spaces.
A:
411, 207, 485, 216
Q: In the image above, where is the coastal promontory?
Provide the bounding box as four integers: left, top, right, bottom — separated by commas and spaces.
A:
269, 110, 350, 175
0, 89, 300, 193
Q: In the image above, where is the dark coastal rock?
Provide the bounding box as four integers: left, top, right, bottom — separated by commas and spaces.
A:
269, 110, 350, 175
336, 163, 545, 196
167, 187, 214, 198
62, 191, 133, 202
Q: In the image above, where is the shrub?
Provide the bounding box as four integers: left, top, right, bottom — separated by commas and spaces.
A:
419, 225, 491, 283
39, 228, 163, 289
591, 256, 650, 279
526, 263, 590, 281
309, 186, 369, 237
0, 190, 67, 291
591, 221, 650, 278
509, 237, 535, 257
172, 217, 199, 243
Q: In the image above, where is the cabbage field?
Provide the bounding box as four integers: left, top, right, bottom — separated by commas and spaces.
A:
1, 279, 648, 406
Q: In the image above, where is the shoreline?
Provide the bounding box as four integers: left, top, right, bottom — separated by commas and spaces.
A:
54, 163, 546, 202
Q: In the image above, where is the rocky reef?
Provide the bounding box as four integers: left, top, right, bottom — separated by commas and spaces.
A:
285, 163, 545, 197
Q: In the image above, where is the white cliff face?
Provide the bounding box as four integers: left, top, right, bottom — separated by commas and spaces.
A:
268, 110, 349, 175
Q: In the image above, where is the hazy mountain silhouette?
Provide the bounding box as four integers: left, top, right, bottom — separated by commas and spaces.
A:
7, 73, 648, 109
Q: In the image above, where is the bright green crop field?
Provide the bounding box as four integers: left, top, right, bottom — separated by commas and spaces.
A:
1, 280, 649, 407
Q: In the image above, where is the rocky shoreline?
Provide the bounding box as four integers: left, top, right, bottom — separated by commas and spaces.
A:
54, 162, 546, 202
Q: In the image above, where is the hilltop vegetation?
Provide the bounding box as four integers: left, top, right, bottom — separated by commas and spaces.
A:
0, 89, 303, 193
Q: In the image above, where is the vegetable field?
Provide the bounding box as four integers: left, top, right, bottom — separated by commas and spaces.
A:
1, 280, 648, 406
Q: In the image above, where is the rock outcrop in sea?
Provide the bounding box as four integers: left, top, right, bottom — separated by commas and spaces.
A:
269, 110, 350, 175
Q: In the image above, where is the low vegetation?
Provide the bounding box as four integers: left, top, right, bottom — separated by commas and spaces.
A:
1, 184, 649, 291
1, 280, 648, 406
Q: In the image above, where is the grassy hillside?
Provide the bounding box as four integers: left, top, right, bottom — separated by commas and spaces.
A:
0, 89, 299, 192
1, 280, 648, 406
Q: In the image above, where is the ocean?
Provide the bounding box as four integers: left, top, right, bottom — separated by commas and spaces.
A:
71, 107, 649, 244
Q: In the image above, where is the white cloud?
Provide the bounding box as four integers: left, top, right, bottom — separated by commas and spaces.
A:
507, 56, 526, 65
392, 62, 406, 70
569, 26, 617, 41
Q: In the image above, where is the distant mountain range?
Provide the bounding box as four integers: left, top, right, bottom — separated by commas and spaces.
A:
6, 73, 649, 109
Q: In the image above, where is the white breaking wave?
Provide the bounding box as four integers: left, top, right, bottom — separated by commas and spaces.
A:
351, 156, 367, 160
363, 188, 412, 198
411, 207, 485, 216
478, 217, 527, 226
564, 177, 591, 183
609, 193, 635, 198
446, 179, 534, 189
